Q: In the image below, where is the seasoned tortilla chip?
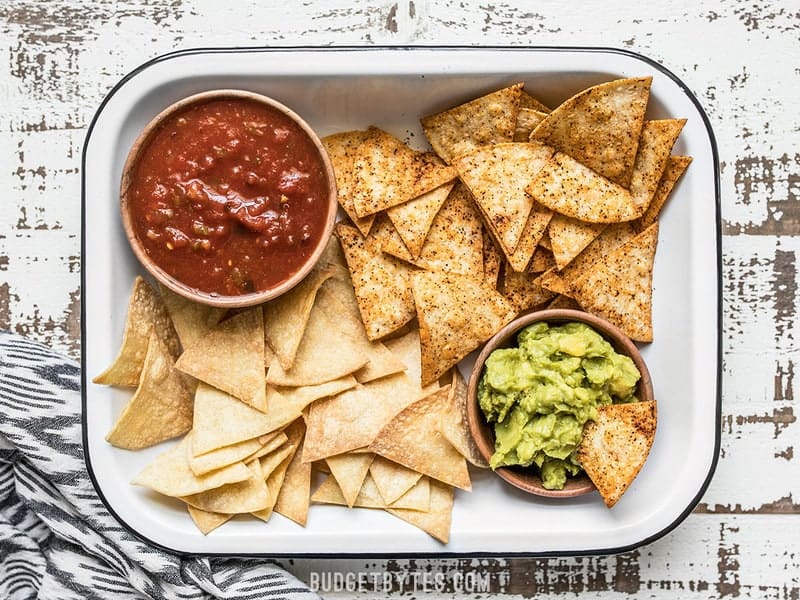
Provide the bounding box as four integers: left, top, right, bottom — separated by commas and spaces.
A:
158, 284, 225, 351
527, 152, 639, 223
421, 83, 522, 164
453, 142, 554, 256
559, 222, 637, 287
106, 332, 193, 450
187, 505, 232, 535
191, 383, 300, 456
547, 294, 583, 311
635, 156, 692, 231
519, 90, 551, 113
547, 214, 607, 271
572, 223, 659, 342
387, 182, 454, 257
183, 458, 270, 514
536, 268, 572, 297
369, 456, 423, 504
131, 436, 251, 497
439, 369, 489, 468
482, 226, 503, 289
275, 423, 312, 526
386, 479, 454, 543
175, 308, 266, 410
501, 268, 555, 312
530, 246, 556, 273
326, 452, 375, 508
411, 270, 516, 385
514, 108, 548, 142
506, 204, 553, 272
322, 130, 376, 235
629, 120, 686, 213
263, 264, 335, 371
351, 127, 457, 217
577, 401, 657, 508
368, 387, 471, 490
94, 276, 180, 386
531, 77, 651, 187
336, 221, 416, 340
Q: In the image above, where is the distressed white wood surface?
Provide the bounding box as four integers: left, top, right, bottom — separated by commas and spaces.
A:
1, 0, 797, 597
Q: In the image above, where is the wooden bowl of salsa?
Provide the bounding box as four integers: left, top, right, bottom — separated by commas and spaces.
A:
120, 90, 337, 307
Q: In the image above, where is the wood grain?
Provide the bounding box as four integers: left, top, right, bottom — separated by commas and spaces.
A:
0, 0, 797, 597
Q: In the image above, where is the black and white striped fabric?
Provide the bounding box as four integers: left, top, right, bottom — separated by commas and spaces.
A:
0, 332, 319, 600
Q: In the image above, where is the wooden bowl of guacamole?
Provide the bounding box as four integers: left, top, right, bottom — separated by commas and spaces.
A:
466, 309, 654, 499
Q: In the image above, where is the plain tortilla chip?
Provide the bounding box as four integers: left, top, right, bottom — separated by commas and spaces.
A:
189, 436, 266, 477
547, 214, 607, 271
322, 130, 376, 235
94, 276, 180, 386
183, 458, 270, 514
191, 383, 300, 456
369, 456, 423, 504
368, 387, 471, 490
453, 142, 554, 256
439, 369, 489, 469
312, 473, 430, 512
629, 120, 687, 213
505, 204, 553, 272
253, 421, 303, 522
131, 436, 251, 497
175, 308, 266, 410
263, 264, 335, 370
577, 401, 657, 508
531, 77, 651, 187
326, 452, 375, 508
336, 221, 416, 340
187, 505, 232, 535
383, 329, 439, 396
411, 270, 516, 385
572, 223, 659, 342
351, 127, 457, 217
275, 423, 313, 526
106, 332, 193, 450
265, 375, 358, 415
514, 108, 548, 142
386, 479, 454, 544
635, 156, 692, 232
421, 83, 522, 164
159, 284, 225, 351
387, 182, 454, 257
527, 152, 639, 223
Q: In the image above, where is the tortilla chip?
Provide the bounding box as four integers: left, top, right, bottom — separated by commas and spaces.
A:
383, 329, 439, 396
158, 284, 225, 351
501, 268, 555, 312
629, 120, 687, 213
421, 83, 522, 164
189, 434, 280, 477
389, 476, 431, 511
577, 401, 657, 508
369, 456, 423, 504
411, 270, 516, 385
131, 436, 251, 497
94, 276, 180, 386
253, 421, 303, 522
530, 246, 556, 273
387, 182, 454, 257
336, 221, 416, 340
105, 332, 193, 450
536, 268, 572, 297
175, 308, 266, 410
538, 231, 552, 251
322, 130, 376, 235
182, 458, 270, 514
547, 294, 583, 311
514, 108, 548, 142
531, 77, 651, 187
635, 155, 692, 231
187, 505, 232, 535
368, 387, 471, 490
265, 375, 358, 415
312, 472, 429, 512
547, 214, 607, 270
453, 142, 554, 256
386, 479, 454, 543
519, 90, 551, 112
481, 227, 503, 289
245, 432, 289, 462
506, 204, 553, 272
351, 127, 457, 217
326, 452, 375, 507
559, 222, 637, 286
259, 443, 296, 481
263, 264, 335, 370
439, 369, 489, 468
191, 383, 300, 456
572, 223, 659, 342
274, 430, 313, 526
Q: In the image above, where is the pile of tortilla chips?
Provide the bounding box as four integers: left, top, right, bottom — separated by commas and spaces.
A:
95, 238, 486, 542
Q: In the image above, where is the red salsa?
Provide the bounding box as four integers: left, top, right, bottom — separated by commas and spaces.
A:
127, 98, 330, 296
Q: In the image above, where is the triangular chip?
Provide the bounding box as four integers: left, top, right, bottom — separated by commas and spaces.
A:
182, 458, 270, 514
628, 119, 687, 214
265, 299, 369, 386
105, 332, 193, 450
547, 214, 607, 270
547, 294, 582, 311
572, 223, 659, 342
389, 476, 431, 511
453, 142, 554, 255
175, 308, 266, 410
635, 155, 693, 232
383, 329, 439, 396
275, 423, 313, 526
368, 387, 471, 490
94, 276, 180, 386
322, 130, 376, 235
557, 222, 637, 287
191, 383, 300, 456
514, 108, 548, 142
411, 270, 516, 385
263, 264, 335, 370
311, 473, 429, 512
326, 452, 375, 508
501, 268, 555, 312
265, 375, 358, 415
369, 456, 423, 504
519, 90, 550, 112
439, 369, 489, 468
386, 479, 454, 543
351, 127, 457, 217
530, 246, 556, 273
421, 83, 522, 164
188, 436, 266, 477
481, 226, 503, 289
387, 182, 454, 257
531, 77, 651, 187
505, 204, 553, 272
131, 436, 251, 497
187, 505, 232, 535
577, 401, 657, 508
253, 421, 303, 522
158, 284, 225, 351
335, 221, 416, 340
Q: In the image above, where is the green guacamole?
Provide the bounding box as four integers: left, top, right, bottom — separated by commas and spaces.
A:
478, 321, 640, 490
